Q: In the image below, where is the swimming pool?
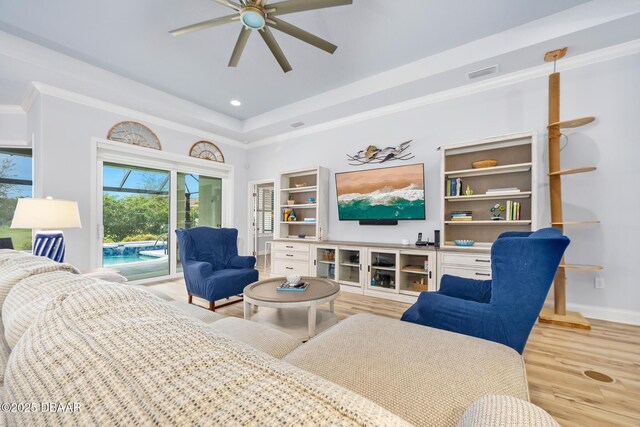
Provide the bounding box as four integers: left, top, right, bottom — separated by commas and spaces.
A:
103, 254, 157, 266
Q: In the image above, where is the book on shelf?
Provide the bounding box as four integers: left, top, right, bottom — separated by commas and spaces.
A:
445, 178, 463, 197
451, 210, 472, 221
505, 200, 522, 221
486, 187, 520, 194
276, 282, 309, 292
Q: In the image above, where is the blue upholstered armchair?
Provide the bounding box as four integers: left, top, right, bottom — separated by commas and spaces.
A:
401, 228, 570, 353
175, 227, 258, 311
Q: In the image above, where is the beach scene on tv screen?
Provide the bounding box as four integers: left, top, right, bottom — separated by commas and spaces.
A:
336, 164, 425, 220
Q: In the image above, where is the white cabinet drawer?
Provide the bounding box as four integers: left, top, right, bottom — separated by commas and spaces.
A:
441, 253, 491, 268
274, 251, 309, 261
441, 266, 492, 281
272, 242, 310, 253
273, 259, 310, 276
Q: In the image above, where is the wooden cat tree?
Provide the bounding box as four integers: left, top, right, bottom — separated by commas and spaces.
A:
538, 47, 602, 330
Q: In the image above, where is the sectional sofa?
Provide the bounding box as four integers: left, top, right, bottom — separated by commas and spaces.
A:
0, 250, 558, 426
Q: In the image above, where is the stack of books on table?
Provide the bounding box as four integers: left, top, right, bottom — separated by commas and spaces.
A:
276, 281, 309, 292
451, 211, 473, 221
486, 187, 520, 195
506, 201, 522, 221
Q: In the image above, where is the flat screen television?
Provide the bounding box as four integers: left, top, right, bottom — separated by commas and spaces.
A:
335, 163, 425, 221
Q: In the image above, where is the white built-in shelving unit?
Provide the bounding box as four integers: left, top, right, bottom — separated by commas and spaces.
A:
440, 131, 538, 249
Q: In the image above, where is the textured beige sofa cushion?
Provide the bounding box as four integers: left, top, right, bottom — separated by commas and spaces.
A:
208, 317, 302, 359
457, 395, 560, 427
4, 284, 410, 426
0, 253, 79, 312
0, 322, 10, 386
284, 313, 529, 427
2, 270, 98, 349
130, 284, 174, 301
167, 300, 225, 323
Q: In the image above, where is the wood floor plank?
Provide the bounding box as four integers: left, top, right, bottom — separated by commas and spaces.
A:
150, 265, 640, 427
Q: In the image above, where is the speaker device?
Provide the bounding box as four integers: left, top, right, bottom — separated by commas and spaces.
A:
434, 230, 440, 248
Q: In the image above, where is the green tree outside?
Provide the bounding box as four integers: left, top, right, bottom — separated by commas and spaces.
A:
103, 194, 169, 243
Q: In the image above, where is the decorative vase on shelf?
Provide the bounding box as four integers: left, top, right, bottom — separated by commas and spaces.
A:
490, 203, 505, 220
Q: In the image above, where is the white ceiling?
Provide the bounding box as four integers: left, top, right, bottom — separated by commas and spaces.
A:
0, 0, 587, 119
1, 0, 640, 145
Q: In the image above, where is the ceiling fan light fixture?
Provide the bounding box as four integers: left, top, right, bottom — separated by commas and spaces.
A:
240, 7, 266, 30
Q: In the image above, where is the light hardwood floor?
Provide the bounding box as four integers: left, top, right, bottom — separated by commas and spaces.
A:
151, 262, 640, 427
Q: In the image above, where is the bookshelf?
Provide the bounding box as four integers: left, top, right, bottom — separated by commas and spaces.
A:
538, 47, 601, 330
440, 132, 537, 249
275, 167, 329, 241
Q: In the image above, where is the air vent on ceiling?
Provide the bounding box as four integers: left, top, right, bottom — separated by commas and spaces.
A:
291, 121, 305, 128
467, 65, 499, 80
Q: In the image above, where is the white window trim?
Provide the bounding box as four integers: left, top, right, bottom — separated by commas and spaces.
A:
90, 137, 235, 282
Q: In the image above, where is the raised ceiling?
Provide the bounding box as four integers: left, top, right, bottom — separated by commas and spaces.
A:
1, 0, 640, 145
0, 0, 587, 119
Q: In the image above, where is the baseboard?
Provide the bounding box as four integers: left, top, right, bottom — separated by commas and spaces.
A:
566, 303, 640, 326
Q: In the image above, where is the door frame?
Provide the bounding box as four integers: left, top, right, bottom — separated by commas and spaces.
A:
91, 138, 234, 284
246, 178, 275, 258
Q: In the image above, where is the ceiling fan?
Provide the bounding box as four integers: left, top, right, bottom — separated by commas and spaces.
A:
169, 0, 352, 73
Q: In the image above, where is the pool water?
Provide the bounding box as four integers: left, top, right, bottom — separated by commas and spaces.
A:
103, 254, 156, 266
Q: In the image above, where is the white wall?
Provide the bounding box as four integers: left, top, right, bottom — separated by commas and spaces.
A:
0, 110, 26, 142
247, 53, 640, 320
33, 95, 249, 270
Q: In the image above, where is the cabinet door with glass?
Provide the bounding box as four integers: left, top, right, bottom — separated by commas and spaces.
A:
313, 245, 337, 280
336, 247, 364, 289
366, 249, 399, 293
399, 250, 435, 297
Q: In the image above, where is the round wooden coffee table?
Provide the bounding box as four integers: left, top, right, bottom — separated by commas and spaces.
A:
243, 277, 340, 341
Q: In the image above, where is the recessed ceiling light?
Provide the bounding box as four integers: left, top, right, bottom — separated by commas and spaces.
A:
291, 121, 305, 128
230, 99, 242, 107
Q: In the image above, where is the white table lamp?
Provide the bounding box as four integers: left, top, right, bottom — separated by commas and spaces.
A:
10, 197, 82, 262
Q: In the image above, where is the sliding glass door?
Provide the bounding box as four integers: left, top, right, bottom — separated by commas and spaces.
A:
102, 163, 170, 280
96, 139, 232, 283
176, 173, 222, 272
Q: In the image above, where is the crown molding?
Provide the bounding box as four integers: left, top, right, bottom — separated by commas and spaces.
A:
26, 82, 248, 149
249, 38, 640, 148
0, 30, 244, 133
0, 105, 25, 114
20, 84, 40, 113
242, 0, 640, 134
0, 139, 28, 146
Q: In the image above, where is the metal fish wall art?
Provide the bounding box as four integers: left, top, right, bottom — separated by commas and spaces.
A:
347, 140, 415, 166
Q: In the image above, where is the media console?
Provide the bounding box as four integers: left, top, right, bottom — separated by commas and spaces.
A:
270, 239, 491, 304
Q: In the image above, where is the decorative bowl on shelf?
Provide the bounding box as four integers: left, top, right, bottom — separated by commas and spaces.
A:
294, 183, 307, 188
287, 199, 295, 205
454, 240, 475, 247
471, 159, 497, 169
412, 281, 429, 292
297, 234, 306, 239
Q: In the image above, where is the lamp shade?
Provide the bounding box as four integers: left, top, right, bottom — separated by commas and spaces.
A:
10, 198, 82, 229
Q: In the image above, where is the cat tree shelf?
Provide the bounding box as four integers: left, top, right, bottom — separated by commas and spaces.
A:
548, 167, 596, 176
560, 264, 604, 271
551, 220, 600, 226
547, 116, 595, 129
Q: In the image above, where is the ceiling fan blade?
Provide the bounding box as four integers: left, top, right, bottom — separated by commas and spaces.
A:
169, 14, 237, 36
212, 0, 242, 11
228, 27, 251, 67
267, 16, 337, 54
267, 0, 352, 16
259, 27, 292, 72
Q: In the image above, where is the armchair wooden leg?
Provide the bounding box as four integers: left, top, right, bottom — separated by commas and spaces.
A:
188, 294, 193, 305
208, 296, 244, 312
